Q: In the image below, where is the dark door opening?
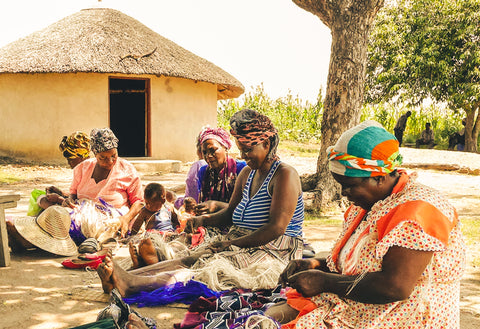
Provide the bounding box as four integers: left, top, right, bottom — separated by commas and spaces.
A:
109, 78, 150, 157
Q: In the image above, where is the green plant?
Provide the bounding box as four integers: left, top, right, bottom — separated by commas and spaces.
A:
218, 84, 324, 143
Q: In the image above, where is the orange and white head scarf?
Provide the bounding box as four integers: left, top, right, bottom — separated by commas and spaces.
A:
229, 109, 279, 161
327, 121, 403, 177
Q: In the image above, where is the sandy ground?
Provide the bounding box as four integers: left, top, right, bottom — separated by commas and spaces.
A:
1, 147, 479, 328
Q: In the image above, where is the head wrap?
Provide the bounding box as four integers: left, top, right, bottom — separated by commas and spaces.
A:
90, 128, 119, 154
327, 120, 403, 177
59, 131, 91, 159
198, 127, 232, 150
229, 109, 279, 160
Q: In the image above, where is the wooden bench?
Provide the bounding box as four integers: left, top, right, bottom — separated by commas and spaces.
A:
0, 194, 21, 267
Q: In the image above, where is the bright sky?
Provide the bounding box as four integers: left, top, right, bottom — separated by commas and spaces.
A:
0, 0, 331, 102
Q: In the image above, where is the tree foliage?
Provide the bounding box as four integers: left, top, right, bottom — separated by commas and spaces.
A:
366, 0, 480, 151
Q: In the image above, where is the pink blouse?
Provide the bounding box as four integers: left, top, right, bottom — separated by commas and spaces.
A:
70, 157, 143, 209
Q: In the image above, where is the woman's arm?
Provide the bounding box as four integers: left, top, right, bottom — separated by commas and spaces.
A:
119, 200, 144, 237
287, 246, 433, 304
187, 167, 250, 231
227, 164, 302, 249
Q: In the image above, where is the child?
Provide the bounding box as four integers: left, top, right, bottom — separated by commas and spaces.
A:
130, 183, 179, 235
177, 196, 197, 233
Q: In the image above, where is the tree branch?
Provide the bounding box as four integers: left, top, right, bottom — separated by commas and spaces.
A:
292, 0, 333, 28
119, 47, 157, 62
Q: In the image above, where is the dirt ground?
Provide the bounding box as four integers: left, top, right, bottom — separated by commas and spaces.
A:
1, 147, 479, 328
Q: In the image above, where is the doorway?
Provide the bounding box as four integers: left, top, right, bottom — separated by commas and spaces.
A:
109, 78, 150, 157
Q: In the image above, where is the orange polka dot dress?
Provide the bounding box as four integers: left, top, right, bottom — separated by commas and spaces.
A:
295, 172, 466, 328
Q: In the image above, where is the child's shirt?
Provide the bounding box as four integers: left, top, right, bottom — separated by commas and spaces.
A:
149, 204, 175, 232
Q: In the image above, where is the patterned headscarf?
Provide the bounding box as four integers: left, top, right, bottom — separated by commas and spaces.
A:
229, 109, 279, 160
90, 128, 119, 154
327, 120, 403, 177
59, 131, 91, 159
199, 127, 232, 150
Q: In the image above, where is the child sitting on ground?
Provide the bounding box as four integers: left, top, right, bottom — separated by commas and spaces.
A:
129, 183, 180, 235
177, 196, 197, 232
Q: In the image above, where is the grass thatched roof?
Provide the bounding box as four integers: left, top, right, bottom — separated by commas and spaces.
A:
0, 8, 244, 100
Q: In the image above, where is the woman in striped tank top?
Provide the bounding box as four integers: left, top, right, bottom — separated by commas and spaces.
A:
96, 109, 306, 297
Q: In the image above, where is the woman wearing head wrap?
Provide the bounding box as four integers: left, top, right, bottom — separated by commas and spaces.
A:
59, 131, 92, 169
96, 109, 305, 298
64, 128, 144, 238
196, 127, 247, 210
36, 132, 92, 210
269, 121, 466, 328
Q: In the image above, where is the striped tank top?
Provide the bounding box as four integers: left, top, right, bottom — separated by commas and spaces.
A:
232, 160, 304, 237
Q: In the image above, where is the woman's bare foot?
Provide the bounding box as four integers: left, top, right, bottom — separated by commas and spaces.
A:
97, 256, 114, 293
128, 242, 144, 269
138, 238, 159, 266
126, 313, 149, 329
97, 252, 132, 296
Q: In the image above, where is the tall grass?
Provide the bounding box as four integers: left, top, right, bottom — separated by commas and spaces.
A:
219, 85, 469, 149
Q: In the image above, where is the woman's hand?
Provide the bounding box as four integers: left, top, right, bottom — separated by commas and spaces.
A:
184, 216, 205, 233
286, 269, 327, 297
194, 203, 209, 215
62, 196, 76, 208
279, 259, 320, 287
208, 240, 233, 253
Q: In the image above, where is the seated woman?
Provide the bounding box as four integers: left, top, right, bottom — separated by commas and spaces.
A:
267, 120, 466, 328
97, 109, 305, 297
37, 131, 92, 210
194, 126, 247, 214
6, 131, 91, 253
63, 127, 144, 239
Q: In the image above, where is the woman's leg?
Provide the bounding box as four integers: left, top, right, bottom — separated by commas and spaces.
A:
98, 247, 213, 296
97, 252, 181, 297
6, 221, 35, 252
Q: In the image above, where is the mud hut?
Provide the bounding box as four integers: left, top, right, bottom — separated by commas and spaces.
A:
0, 8, 244, 162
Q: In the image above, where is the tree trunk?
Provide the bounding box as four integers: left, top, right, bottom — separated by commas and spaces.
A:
293, 0, 384, 209
464, 107, 479, 153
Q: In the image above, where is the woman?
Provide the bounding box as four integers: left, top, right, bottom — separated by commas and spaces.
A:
64, 128, 143, 238
36, 131, 92, 210
195, 126, 246, 214
268, 121, 466, 328
97, 109, 305, 297
7, 131, 92, 253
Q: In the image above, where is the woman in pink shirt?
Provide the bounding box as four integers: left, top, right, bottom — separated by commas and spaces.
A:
64, 128, 143, 237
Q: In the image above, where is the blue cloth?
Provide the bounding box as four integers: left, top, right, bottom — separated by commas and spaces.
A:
232, 160, 304, 238
123, 280, 224, 307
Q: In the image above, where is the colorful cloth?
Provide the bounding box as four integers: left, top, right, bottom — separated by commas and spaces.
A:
229, 109, 279, 161
287, 172, 466, 328
70, 157, 143, 210
199, 127, 232, 150
124, 280, 223, 308
59, 131, 91, 159
198, 157, 246, 203
327, 120, 402, 177
232, 160, 303, 238
175, 285, 285, 329
90, 127, 119, 154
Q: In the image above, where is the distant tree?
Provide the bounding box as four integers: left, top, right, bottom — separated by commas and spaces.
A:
293, 0, 384, 208
366, 0, 480, 152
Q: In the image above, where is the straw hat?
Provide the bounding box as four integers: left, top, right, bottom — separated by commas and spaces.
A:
15, 205, 77, 256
